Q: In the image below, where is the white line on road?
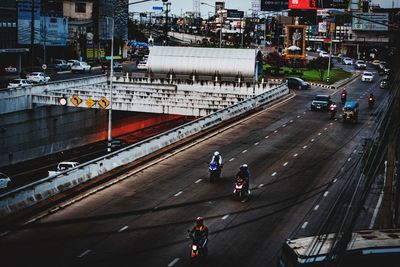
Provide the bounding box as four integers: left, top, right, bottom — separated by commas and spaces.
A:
297, 115, 301, 118
118, 226, 128, 233
274, 130, 278, 133
303, 145, 307, 149
229, 158, 235, 162
222, 215, 229, 220
318, 132, 322, 135
283, 162, 288, 166
333, 178, 338, 183
254, 142, 259, 146
353, 149, 357, 154
242, 150, 247, 154
323, 191, 329, 197
265, 136, 269, 139
174, 191, 183, 197
303, 111, 306, 114
348, 158, 351, 161
78, 249, 91, 258
314, 205, 320, 210
324, 127, 328, 130
290, 120, 293, 123
301, 222, 308, 229
311, 139, 315, 142
195, 179, 202, 184
241, 198, 248, 203
282, 124, 286, 127
293, 153, 298, 157
168, 257, 180, 267
258, 184, 264, 188
329, 122, 333, 125
272, 172, 277, 176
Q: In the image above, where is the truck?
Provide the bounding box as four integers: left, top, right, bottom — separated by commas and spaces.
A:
48, 161, 79, 176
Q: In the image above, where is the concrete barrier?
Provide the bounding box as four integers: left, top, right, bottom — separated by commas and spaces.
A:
0, 83, 289, 218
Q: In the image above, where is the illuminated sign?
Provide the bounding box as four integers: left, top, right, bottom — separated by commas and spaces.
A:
285, 25, 306, 59
288, 0, 317, 9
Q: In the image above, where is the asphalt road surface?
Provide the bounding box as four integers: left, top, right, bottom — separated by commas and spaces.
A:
0, 70, 387, 267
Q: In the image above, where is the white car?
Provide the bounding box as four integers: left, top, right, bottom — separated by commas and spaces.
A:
26, 72, 50, 83
355, 60, 367, 69
319, 51, 330, 58
343, 58, 353, 65
71, 61, 92, 73
306, 46, 312, 51
137, 61, 148, 70
0, 173, 11, 189
67, 59, 80, 67
361, 71, 374, 82
7, 79, 32, 88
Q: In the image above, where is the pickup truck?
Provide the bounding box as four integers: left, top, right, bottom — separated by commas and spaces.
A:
48, 161, 79, 176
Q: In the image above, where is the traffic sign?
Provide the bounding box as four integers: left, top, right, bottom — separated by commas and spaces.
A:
105, 56, 122, 60
59, 97, 67, 106
152, 6, 163, 10
42, 64, 47, 70
98, 97, 110, 109
70, 95, 82, 107
85, 97, 96, 108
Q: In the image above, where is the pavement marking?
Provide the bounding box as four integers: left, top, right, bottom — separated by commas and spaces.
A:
254, 142, 259, 146
324, 127, 328, 130
348, 158, 352, 161
293, 153, 298, 157
301, 222, 308, 229
271, 172, 277, 176
333, 178, 338, 183
168, 258, 180, 267
314, 205, 320, 211
329, 122, 333, 125
283, 162, 288, 166
265, 135, 269, 139
318, 132, 322, 135
335, 118, 338, 121
303, 145, 307, 149
258, 184, 264, 188
118, 226, 129, 233
174, 191, 183, 197
0, 231, 10, 237
311, 139, 315, 142
303, 111, 306, 114
353, 149, 357, 154
323, 191, 329, 197
369, 180, 385, 229
229, 158, 235, 162
297, 115, 301, 118
241, 199, 248, 203
340, 167, 344, 173
195, 179, 202, 184
222, 215, 229, 220
274, 130, 278, 133
78, 249, 91, 258
282, 124, 286, 127
290, 120, 293, 123
242, 150, 247, 154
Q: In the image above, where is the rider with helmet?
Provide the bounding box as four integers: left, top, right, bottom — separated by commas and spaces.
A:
210, 151, 223, 167
368, 93, 375, 107
236, 164, 251, 194
341, 89, 347, 104
329, 101, 337, 119
190, 217, 209, 249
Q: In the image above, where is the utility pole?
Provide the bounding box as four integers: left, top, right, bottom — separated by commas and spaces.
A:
31, 0, 35, 67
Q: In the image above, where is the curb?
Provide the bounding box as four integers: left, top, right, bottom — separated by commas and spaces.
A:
308, 72, 360, 90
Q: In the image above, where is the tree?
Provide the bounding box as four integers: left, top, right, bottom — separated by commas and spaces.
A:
308, 57, 329, 81
265, 52, 284, 76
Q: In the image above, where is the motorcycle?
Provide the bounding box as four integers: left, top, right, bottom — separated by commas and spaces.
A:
188, 232, 208, 262
368, 96, 375, 108
208, 162, 221, 183
341, 93, 347, 105
233, 177, 249, 200
329, 106, 337, 119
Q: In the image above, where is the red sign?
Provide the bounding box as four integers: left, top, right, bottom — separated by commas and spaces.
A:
289, 0, 317, 9
323, 38, 332, 43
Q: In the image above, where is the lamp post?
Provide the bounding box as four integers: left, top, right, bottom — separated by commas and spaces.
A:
162, 0, 171, 46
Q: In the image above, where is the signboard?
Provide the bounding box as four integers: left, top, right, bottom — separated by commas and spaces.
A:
285, 25, 306, 59
288, 0, 317, 9
352, 13, 388, 31
85, 98, 96, 108
318, 22, 327, 33
152, 6, 163, 10
261, 0, 287, 11
226, 9, 244, 18
42, 16, 68, 46
98, 97, 110, 109
99, 16, 113, 40
18, 0, 41, 45
320, 0, 350, 8
70, 95, 82, 107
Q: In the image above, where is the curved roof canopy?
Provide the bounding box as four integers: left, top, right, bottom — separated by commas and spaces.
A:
148, 46, 260, 78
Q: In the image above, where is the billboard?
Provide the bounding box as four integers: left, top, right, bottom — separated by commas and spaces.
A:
288, 0, 317, 9
352, 13, 389, 31
285, 25, 306, 59
42, 16, 68, 46
226, 9, 244, 18
261, 0, 287, 11
18, 0, 41, 45
320, 0, 350, 8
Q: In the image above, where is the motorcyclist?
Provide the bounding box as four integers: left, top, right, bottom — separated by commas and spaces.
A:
341, 89, 347, 104
190, 217, 209, 249
329, 101, 337, 118
210, 151, 223, 167
236, 164, 251, 194
368, 93, 375, 107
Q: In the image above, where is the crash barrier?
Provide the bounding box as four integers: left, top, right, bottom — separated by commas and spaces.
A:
0, 83, 289, 217
0, 75, 106, 114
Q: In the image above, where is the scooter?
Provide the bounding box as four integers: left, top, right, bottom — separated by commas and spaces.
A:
208, 162, 221, 183
368, 96, 375, 108
233, 177, 249, 200
341, 93, 347, 105
188, 232, 208, 262
329, 106, 337, 119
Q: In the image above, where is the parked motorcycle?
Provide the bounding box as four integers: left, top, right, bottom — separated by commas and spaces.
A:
208, 162, 221, 183
233, 177, 249, 200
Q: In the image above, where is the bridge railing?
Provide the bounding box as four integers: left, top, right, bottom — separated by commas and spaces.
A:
0, 82, 289, 218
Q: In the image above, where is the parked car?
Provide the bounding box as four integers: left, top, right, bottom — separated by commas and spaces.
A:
7, 79, 32, 88
137, 60, 148, 70
342, 58, 353, 65
50, 59, 70, 71
361, 71, 374, 82
311, 94, 332, 111
71, 61, 92, 73
48, 161, 79, 176
319, 51, 330, 58
0, 172, 11, 189
355, 60, 367, 70
287, 77, 310, 90
67, 59, 80, 68
26, 72, 50, 83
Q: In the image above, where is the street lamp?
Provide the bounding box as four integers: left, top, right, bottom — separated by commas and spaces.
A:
162, 0, 171, 45
201, 2, 226, 48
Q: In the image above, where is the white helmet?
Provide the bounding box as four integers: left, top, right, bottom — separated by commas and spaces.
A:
214, 151, 220, 156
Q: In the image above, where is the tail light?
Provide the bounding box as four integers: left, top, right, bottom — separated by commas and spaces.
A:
369, 97, 373, 101
192, 245, 198, 251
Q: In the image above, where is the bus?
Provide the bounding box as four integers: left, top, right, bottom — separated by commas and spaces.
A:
278, 229, 400, 267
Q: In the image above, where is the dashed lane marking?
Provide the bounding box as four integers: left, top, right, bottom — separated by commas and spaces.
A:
311, 139, 315, 142
333, 178, 338, 183
195, 179, 202, 184
118, 226, 128, 233
174, 191, 183, 197
254, 142, 259, 146
168, 258, 180, 267
283, 162, 288, 166
222, 215, 229, 220
258, 184, 264, 188
314, 205, 320, 210
265, 136, 270, 139
293, 153, 298, 157
348, 158, 352, 161
272, 172, 277, 176
229, 158, 235, 162
282, 124, 286, 127
318, 133, 322, 135
323, 191, 329, 197
274, 130, 278, 133
324, 127, 328, 130
303, 145, 307, 149
290, 120, 294, 123
78, 249, 91, 258
297, 115, 301, 118
242, 150, 247, 154
301, 222, 308, 229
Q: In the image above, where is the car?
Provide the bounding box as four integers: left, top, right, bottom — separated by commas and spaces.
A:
67, 59, 80, 68
378, 62, 390, 75
361, 71, 374, 82
355, 60, 367, 70
342, 58, 353, 65
286, 77, 310, 90
26, 72, 50, 83
319, 51, 330, 58
137, 60, 148, 70
48, 161, 79, 176
316, 48, 322, 53
71, 61, 92, 73
7, 79, 32, 88
50, 59, 70, 71
311, 94, 332, 111
380, 78, 388, 89
306, 46, 313, 52
0, 173, 11, 189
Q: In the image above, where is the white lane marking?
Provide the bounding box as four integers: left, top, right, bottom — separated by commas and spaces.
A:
324, 127, 328, 130
353, 149, 357, 154
335, 118, 338, 121
293, 153, 298, 157
222, 215, 229, 220
311, 139, 315, 142
229, 158, 235, 162
271, 172, 277, 176
282, 124, 286, 127
314, 205, 320, 211
283, 162, 288, 166
348, 158, 352, 162
174, 191, 183, 197
254, 142, 259, 146
303, 145, 307, 149
274, 130, 278, 133
301, 222, 308, 229
323, 191, 329, 197
195, 179, 202, 184
333, 178, 338, 183
241, 199, 248, 203
0, 231, 10, 237
78, 249, 91, 258
242, 150, 247, 154
118, 226, 128, 233
318, 132, 322, 136
168, 257, 180, 267
258, 184, 264, 188
303, 111, 306, 114
297, 115, 301, 118
369, 179, 385, 229
265, 135, 269, 139
290, 120, 293, 123
330, 122, 333, 125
